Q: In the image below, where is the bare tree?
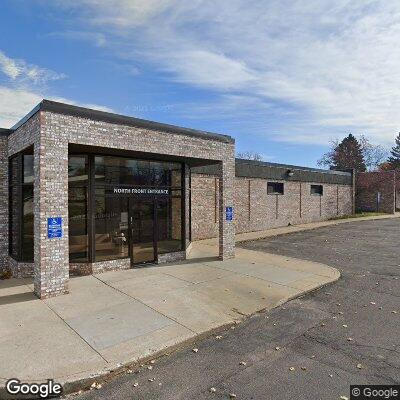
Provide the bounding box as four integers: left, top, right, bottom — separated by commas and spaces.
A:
237, 151, 263, 161
358, 135, 388, 171
318, 134, 388, 171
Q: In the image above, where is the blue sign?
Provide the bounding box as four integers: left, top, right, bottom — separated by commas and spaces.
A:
47, 217, 63, 239
226, 206, 234, 221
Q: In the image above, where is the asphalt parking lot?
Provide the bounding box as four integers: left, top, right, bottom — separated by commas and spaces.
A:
73, 218, 400, 400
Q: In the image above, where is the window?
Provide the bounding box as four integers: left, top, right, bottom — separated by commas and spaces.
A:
9, 149, 34, 262
267, 182, 284, 195
310, 184, 323, 196
94, 189, 129, 261
68, 156, 89, 262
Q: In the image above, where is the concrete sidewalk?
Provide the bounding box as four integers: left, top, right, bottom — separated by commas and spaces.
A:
193, 212, 400, 252
0, 246, 339, 394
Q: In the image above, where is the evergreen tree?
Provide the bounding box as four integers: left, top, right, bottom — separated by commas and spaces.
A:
332, 134, 367, 171
388, 132, 400, 169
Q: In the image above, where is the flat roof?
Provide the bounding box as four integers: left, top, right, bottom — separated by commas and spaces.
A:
235, 158, 352, 176
192, 157, 353, 185
9, 99, 234, 144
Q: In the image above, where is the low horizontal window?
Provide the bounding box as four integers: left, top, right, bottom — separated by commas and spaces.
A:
267, 182, 284, 195
310, 184, 323, 196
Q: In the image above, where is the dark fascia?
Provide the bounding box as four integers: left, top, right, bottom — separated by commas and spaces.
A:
0, 128, 12, 136
235, 158, 352, 176
192, 158, 353, 185
10, 99, 235, 144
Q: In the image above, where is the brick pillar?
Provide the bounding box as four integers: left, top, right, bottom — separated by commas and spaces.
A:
0, 135, 8, 273
218, 155, 235, 260
33, 125, 69, 298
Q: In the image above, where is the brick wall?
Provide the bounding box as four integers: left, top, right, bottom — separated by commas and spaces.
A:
191, 173, 353, 240
0, 135, 8, 273
356, 171, 396, 214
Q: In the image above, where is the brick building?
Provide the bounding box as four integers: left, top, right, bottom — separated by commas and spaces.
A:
0, 100, 355, 298
191, 160, 354, 240
356, 170, 400, 213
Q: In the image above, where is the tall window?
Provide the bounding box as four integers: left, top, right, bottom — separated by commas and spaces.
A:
9, 149, 34, 262
68, 155, 89, 261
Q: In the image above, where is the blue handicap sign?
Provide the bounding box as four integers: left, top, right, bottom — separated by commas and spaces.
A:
226, 206, 234, 221
47, 217, 63, 239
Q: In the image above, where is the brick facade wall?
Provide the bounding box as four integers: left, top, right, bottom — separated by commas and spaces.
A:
191, 173, 353, 240
0, 135, 8, 274
356, 171, 396, 214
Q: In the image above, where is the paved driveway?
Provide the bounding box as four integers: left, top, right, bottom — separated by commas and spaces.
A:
74, 218, 400, 400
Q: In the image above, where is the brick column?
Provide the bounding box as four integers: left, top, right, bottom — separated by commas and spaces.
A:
0, 135, 8, 273
33, 123, 69, 298
218, 154, 235, 260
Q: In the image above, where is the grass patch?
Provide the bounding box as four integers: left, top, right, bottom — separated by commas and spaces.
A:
329, 212, 388, 221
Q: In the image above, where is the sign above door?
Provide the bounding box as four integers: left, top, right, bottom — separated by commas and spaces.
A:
108, 187, 170, 195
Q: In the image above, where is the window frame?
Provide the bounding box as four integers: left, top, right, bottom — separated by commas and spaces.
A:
267, 182, 284, 195
310, 184, 323, 196
9, 148, 34, 262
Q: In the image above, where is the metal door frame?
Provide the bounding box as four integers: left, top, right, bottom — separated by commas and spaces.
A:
128, 196, 157, 266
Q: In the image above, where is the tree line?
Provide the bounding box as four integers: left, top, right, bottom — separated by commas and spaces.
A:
317, 133, 400, 172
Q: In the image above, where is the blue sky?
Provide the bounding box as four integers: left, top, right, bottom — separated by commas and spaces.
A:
0, 0, 399, 167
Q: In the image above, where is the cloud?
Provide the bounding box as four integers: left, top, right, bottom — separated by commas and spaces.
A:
0, 49, 112, 128
0, 85, 114, 128
0, 50, 66, 84
22, 1, 400, 145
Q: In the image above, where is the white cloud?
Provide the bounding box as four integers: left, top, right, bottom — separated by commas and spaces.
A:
0, 50, 66, 84
0, 86, 113, 129
52, 0, 400, 145
0, 49, 112, 128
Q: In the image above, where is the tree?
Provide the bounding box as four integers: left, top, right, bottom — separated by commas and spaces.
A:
358, 135, 388, 171
387, 132, 400, 169
237, 151, 263, 161
318, 134, 366, 172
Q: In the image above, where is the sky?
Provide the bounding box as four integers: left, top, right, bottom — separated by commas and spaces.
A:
0, 0, 399, 167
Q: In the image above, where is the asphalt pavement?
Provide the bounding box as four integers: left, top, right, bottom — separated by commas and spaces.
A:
71, 218, 400, 400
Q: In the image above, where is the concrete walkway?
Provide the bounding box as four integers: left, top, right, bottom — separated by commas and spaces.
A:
0, 246, 339, 393
192, 212, 400, 253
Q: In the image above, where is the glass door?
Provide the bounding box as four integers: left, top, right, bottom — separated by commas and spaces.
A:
129, 198, 156, 264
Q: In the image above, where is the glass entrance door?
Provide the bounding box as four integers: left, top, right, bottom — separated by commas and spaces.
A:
129, 199, 155, 264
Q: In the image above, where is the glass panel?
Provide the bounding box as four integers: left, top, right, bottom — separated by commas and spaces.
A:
68, 155, 88, 185
23, 154, 34, 184
94, 156, 182, 187
95, 189, 129, 261
156, 196, 182, 254
21, 186, 34, 261
131, 200, 155, 263
69, 187, 88, 261
9, 183, 20, 259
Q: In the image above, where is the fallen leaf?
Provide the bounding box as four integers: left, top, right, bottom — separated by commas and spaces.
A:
342, 324, 348, 328
147, 366, 153, 370
275, 346, 281, 351
229, 394, 237, 398
133, 383, 139, 388
215, 335, 222, 340
340, 396, 349, 400
209, 387, 216, 393
239, 361, 247, 366
289, 367, 295, 371
192, 348, 199, 353
357, 363, 363, 369
347, 338, 354, 342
